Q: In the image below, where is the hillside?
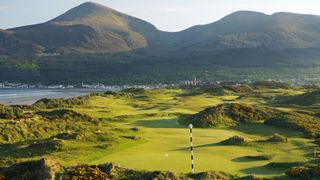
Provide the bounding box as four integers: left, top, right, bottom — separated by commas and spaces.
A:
2, 2, 320, 83
0, 29, 43, 56
4, 5, 320, 55
279, 90, 320, 106
8, 2, 169, 54
174, 11, 320, 51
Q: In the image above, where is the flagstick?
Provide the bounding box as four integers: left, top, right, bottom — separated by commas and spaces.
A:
189, 124, 194, 174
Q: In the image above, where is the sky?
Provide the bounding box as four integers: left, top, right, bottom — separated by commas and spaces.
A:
1, 0, 320, 32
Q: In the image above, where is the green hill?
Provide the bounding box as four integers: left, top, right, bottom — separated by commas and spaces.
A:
184, 103, 278, 128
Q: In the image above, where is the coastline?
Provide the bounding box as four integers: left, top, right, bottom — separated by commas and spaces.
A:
0, 88, 104, 105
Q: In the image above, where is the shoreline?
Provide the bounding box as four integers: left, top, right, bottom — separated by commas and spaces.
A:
0, 88, 105, 105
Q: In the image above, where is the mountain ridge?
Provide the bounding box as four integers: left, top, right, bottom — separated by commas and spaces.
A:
4, 2, 320, 55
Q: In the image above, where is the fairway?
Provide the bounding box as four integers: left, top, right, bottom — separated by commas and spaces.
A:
91, 118, 312, 177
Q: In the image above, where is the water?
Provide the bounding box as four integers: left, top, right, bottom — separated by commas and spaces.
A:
0, 88, 100, 105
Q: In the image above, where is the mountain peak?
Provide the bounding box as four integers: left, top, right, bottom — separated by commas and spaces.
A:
219, 10, 267, 22
50, 2, 118, 22
77, 2, 114, 11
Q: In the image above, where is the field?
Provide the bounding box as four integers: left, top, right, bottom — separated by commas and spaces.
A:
0, 84, 319, 179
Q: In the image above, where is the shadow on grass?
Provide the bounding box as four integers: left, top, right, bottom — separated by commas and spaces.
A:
232, 156, 269, 162
240, 165, 285, 176
130, 118, 185, 129
174, 142, 230, 151
0, 140, 50, 159
241, 161, 307, 176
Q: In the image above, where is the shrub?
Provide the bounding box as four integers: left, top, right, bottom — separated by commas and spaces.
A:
286, 166, 320, 179
219, 136, 247, 145
280, 90, 320, 106
22, 139, 64, 156
197, 85, 233, 96
121, 88, 145, 94
65, 163, 179, 180
186, 103, 278, 128
32, 96, 89, 109
267, 162, 305, 169
286, 166, 308, 178
0, 158, 62, 180
191, 171, 232, 180
265, 112, 320, 138
37, 109, 92, 121
66, 165, 108, 179
225, 84, 253, 93
0, 104, 24, 119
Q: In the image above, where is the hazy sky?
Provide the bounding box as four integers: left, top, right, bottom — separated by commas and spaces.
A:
1, 0, 320, 32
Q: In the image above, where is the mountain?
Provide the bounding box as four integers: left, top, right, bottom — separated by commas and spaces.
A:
173, 11, 320, 51
4, 3, 320, 55
7, 2, 168, 54
2, 2, 320, 84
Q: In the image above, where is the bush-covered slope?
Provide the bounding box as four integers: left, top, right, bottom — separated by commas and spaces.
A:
265, 112, 320, 138
32, 96, 90, 109
184, 103, 278, 127
0, 104, 25, 119
280, 90, 320, 106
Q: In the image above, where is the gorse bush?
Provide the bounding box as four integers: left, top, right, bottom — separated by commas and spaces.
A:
286, 166, 320, 179
186, 103, 278, 128
65, 163, 179, 180
225, 84, 253, 93
219, 136, 247, 145
0, 104, 24, 119
66, 165, 108, 179
265, 112, 320, 138
280, 90, 320, 106
32, 96, 90, 109
0, 158, 62, 180
37, 109, 92, 121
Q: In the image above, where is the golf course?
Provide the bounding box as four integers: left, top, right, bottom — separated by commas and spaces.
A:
0, 82, 319, 179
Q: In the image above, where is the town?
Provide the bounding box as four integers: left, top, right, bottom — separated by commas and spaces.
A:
1, 77, 320, 90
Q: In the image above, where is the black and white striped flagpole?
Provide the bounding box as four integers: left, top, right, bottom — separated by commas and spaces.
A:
189, 124, 194, 173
